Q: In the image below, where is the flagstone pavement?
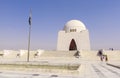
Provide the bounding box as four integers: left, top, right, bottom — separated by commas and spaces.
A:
0, 61, 119, 78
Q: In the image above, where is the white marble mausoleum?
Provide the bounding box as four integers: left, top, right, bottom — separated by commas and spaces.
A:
57, 20, 90, 51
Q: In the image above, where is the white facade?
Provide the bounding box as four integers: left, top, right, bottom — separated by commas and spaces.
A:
57, 20, 90, 51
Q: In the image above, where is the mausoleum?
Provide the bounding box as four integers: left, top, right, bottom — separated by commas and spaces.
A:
57, 20, 90, 51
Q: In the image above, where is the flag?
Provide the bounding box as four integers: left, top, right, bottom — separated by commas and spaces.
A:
29, 9, 32, 26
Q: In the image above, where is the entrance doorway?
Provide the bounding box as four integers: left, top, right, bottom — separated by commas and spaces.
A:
69, 39, 77, 50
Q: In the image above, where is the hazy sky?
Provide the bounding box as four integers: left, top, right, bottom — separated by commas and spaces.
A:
0, 0, 120, 50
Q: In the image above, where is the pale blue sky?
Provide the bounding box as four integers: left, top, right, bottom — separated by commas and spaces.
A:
0, 0, 120, 50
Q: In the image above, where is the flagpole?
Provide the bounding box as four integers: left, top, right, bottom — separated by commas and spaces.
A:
27, 24, 31, 62
27, 9, 32, 62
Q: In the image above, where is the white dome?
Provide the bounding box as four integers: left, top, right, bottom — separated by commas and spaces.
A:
64, 20, 86, 33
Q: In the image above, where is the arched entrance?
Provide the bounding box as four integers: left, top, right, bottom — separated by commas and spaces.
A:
69, 39, 77, 50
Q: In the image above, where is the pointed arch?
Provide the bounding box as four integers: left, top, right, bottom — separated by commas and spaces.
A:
69, 39, 77, 50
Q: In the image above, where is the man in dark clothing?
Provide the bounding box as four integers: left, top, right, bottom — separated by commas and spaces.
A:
97, 49, 103, 61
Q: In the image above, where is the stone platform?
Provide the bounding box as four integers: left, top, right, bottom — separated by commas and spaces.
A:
0, 61, 119, 78
0, 50, 119, 78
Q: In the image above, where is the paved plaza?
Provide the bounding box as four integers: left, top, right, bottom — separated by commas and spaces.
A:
0, 50, 120, 78
0, 61, 119, 78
